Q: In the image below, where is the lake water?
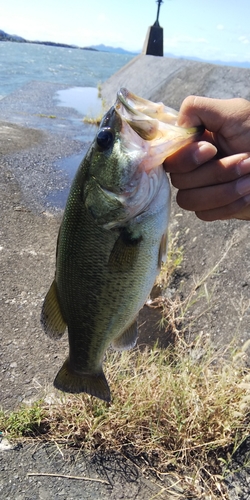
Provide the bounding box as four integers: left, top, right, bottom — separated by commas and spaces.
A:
56, 86, 103, 117
0, 42, 135, 210
0, 41, 134, 98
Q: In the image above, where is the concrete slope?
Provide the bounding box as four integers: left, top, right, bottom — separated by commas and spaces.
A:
101, 54, 250, 109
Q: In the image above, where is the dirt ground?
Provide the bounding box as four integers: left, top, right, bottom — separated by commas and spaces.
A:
0, 74, 249, 499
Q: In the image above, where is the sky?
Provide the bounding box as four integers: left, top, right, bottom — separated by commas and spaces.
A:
0, 0, 250, 63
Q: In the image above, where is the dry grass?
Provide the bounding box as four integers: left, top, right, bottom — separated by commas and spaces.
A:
82, 85, 106, 125
1, 336, 249, 497
0, 234, 249, 498
82, 114, 102, 126
44, 338, 250, 456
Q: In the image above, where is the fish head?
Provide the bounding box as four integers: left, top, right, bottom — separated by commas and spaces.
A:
83, 88, 203, 228
87, 103, 145, 195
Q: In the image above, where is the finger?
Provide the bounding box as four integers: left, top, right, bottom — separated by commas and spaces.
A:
177, 96, 250, 156
195, 195, 250, 221
170, 153, 250, 190
176, 174, 250, 212
177, 96, 240, 130
164, 140, 217, 174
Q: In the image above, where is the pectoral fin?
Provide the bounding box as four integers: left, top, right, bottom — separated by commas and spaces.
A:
54, 358, 111, 402
108, 228, 142, 272
41, 279, 67, 339
112, 321, 138, 351
158, 231, 168, 267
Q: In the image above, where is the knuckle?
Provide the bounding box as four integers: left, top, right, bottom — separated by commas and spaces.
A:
179, 95, 197, 115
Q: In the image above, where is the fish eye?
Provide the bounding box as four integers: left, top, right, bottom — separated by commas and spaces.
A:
96, 128, 113, 150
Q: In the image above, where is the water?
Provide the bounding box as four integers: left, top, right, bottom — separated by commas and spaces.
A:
57, 87, 102, 116
0, 42, 135, 210
0, 41, 134, 98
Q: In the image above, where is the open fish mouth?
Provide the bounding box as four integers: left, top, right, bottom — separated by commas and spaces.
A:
115, 87, 204, 158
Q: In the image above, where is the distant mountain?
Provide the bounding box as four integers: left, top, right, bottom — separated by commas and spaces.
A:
32, 40, 78, 49
164, 51, 250, 69
93, 45, 250, 68
0, 29, 78, 49
0, 29, 249, 68
0, 29, 26, 42
0, 29, 137, 54
88, 44, 138, 55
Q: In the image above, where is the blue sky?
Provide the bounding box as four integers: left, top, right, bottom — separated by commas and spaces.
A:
1, 0, 250, 62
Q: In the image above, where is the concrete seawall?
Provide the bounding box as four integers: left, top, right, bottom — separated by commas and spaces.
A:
101, 54, 250, 109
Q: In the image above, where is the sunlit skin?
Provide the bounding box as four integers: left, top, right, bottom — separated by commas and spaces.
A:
164, 96, 250, 221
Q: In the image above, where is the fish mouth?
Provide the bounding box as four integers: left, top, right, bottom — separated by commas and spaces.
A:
95, 89, 204, 228
115, 88, 204, 161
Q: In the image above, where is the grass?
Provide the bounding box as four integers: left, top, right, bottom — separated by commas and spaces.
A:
0, 401, 45, 438
82, 114, 103, 126
0, 337, 249, 497
38, 114, 57, 119
0, 234, 249, 498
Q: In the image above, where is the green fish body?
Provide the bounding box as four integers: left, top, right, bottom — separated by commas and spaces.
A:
41, 89, 202, 402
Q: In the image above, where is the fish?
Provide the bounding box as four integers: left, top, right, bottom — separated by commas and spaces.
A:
41, 88, 203, 402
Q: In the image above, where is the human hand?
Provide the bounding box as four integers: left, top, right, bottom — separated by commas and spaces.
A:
164, 96, 250, 221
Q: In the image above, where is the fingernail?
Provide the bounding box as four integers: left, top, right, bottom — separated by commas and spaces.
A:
236, 175, 250, 195
193, 142, 217, 166
237, 156, 250, 176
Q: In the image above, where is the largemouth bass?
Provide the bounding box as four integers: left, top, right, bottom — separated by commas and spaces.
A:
41, 88, 202, 402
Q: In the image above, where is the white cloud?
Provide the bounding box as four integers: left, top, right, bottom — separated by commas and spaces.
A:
216, 24, 224, 30
164, 35, 208, 49
239, 36, 250, 45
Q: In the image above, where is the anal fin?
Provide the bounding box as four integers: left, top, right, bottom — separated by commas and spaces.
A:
41, 279, 67, 339
54, 358, 111, 402
112, 320, 138, 351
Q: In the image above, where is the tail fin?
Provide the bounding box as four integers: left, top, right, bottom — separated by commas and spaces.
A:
54, 358, 111, 403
